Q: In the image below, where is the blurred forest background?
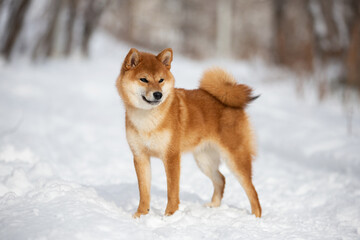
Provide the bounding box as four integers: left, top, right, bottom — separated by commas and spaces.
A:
0, 0, 359, 93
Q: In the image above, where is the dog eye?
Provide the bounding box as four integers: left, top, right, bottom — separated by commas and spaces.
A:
140, 78, 148, 83
159, 78, 164, 83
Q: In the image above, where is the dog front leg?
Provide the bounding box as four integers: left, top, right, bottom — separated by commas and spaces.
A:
133, 154, 151, 218
163, 152, 181, 216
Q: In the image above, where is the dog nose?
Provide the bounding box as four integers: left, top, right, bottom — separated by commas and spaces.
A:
153, 92, 162, 100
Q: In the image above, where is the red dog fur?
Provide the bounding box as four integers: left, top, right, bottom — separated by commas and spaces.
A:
116, 48, 261, 218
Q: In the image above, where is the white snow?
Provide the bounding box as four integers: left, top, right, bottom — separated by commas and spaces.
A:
0, 33, 360, 240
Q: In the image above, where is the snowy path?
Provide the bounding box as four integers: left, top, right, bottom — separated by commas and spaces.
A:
1, 37, 360, 239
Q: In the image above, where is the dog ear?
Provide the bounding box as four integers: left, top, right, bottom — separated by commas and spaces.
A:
157, 48, 173, 69
124, 48, 140, 70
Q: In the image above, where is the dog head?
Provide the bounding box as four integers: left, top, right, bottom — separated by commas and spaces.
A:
116, 48, 175, 110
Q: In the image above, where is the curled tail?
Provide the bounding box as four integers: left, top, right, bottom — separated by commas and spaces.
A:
199, 68, 259, 108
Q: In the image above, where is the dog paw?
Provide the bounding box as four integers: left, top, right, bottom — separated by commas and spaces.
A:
252, 208, 262, 218
164, 211, 174, 216
164, 205, 179, 216
132, 212, 142, 218
132, 209, 149, 218
205, 201, 221, 208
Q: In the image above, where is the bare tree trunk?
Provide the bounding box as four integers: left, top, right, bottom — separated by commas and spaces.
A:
32, 0, 62, 60
180, 0, 212, 58
44, 0, 62, 57
180, 0, 192, 56
64, 0, 78, 56
346, 0, 360, 89
273, 0, 285, 64
1, 0, 31, 60
216, 0, 232, 58
81, 0, 107, 57
124, 0, 135, 42
319, 0, 338, 45
273, 0, 314, 71
315, 0, 343, 61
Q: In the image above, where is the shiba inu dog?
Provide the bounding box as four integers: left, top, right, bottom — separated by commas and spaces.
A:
116, 48, 262, 218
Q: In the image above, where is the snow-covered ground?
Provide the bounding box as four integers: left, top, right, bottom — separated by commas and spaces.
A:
1, 34, 360, 240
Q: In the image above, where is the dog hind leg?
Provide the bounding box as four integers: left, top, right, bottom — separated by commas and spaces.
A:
223, 149, 261, 217
193, 145, 225, 208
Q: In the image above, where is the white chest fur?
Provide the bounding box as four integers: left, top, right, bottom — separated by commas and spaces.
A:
126, 109, 172, 158
126, 128, 171, 158
127, 108, 165, 132
143, 130, 171, 153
